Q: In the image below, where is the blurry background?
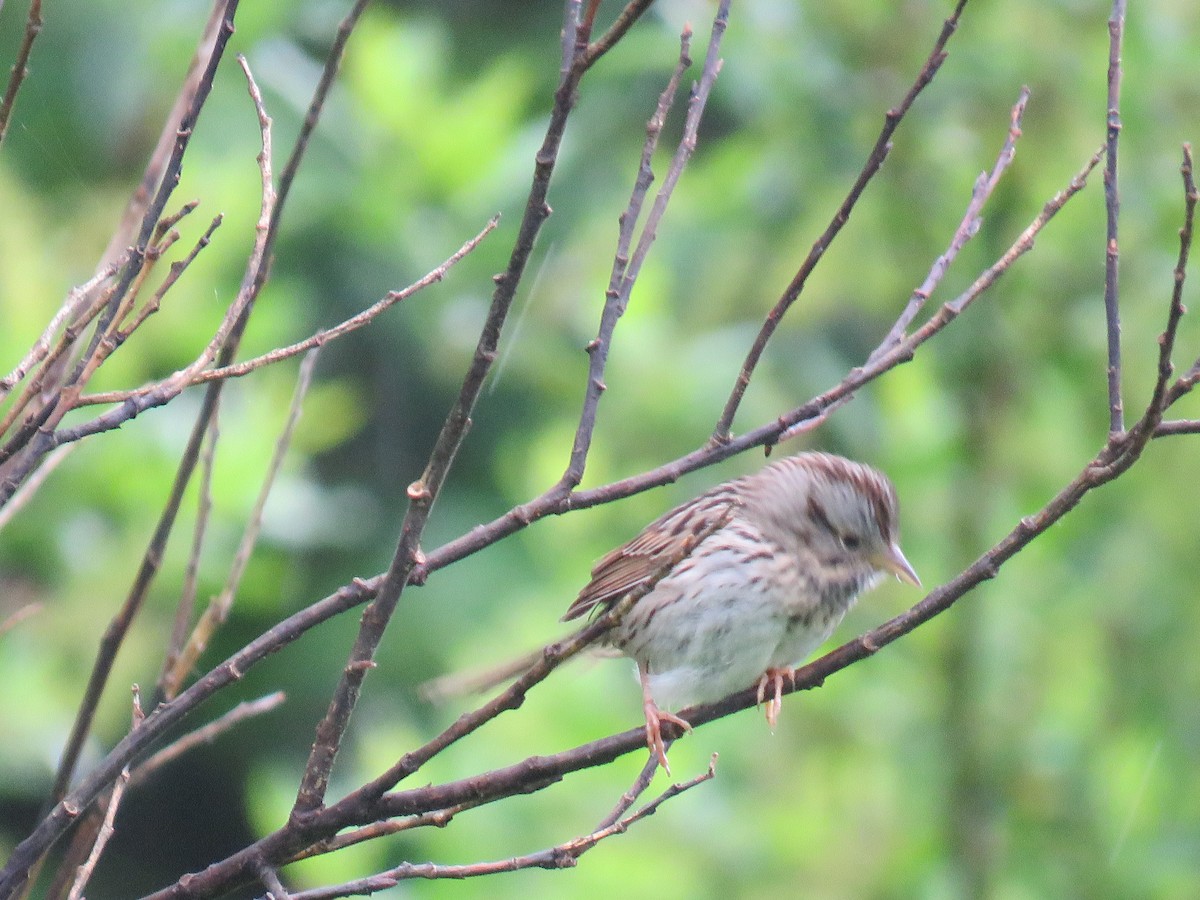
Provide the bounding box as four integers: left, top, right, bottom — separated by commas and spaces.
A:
1, 0, 1198, 896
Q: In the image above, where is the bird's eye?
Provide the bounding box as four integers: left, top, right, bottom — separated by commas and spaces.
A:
841, 533, 862, 551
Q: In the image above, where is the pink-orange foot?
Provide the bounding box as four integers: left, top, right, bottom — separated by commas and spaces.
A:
639, 666, 692, 774
755, 667, 796, 730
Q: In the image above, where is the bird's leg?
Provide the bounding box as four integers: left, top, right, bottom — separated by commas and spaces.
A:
639, 664, 692, 775
755, 667, 796, 730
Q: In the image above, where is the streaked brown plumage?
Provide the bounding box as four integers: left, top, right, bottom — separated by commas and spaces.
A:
563, 452, 919, 771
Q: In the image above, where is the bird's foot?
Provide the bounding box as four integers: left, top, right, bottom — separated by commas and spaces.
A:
643, 700, 692, 775
639, 666, 691, 774
755, 667, 795, 730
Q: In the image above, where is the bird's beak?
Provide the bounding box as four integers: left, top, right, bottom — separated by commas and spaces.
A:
876, 542, 921, 587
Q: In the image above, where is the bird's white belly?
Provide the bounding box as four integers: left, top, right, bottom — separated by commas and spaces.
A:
622, 552, 792, 710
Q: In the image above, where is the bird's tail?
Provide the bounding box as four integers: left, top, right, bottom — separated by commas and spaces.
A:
418, 646, 553, 704
419, 635, 619, 703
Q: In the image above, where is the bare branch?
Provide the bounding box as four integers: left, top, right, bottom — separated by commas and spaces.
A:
1102, 0, 1128, 433
0, 0, 43, 147
0, 0, 242, 509
0, 443, 74, 533
158, 413, 221, 696
584, 0, 657, 68
285, 804, 477, 862
289, 0, 659, 818
1163, 145, 1200, 409
0, 601, 42, 638
76, 216, 499, 407
1154, 419, 1200, 436
285, 759, 716, 899
1144, 145, 1197, 421
561, 25, 694, 489
871, 88, 1031, 361
0, 261, 122, 401
0, 269, 122, 442
258, 863, 291, 899
63, 767, 128, 900
99, 2, 227, 266
132, 692, 287, 786
37, 20, 260, 823
270, 0, 371, 241
407, 145, 1105, 587
162, 348, 320, 695
562, 1, 731, 492
112, 213, 224, 345
594, 754, 661, 830
714, 0, 971, 441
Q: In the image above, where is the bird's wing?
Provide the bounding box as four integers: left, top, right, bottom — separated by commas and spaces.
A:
561, 484, 740, 621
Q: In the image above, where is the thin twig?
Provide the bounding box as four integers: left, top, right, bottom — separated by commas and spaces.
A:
0, 270, 121, 442
1103, 0, 1127, 433
584, 0, 657, 67
76, 216, 499, 407
158, 412, 221, 698
0, 0, 43, 146
0, 0, 241, 508
38, 25, 259, 819
713, 0, 971, 441
285, 803, 477, 862
114, 213, 224, 344
258, 864, 291, 899
784, 86, 1032, 445
62, 693, 139, 900
288, 0, 658, 819
0, 602, 43, 638
871, 87, 1030, 361
269, 0, 372, 242
594, 753, 661, 830
408, 146, 1106, 584
0, 262, 121, 400
561, 4, 733, 493
1164, 145, 1200, 409
163, 348, 320, 694
132, 692, 287, 786
99, 2, 226, 267
1143, 145, 1196, 420
363, 504, 732, 798
283, 759, 717, 899
0, 444, 75, 533
63, 766, 128, 900
1154, 419, 1200, 436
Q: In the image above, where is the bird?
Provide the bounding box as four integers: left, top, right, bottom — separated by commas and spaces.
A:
559, 451, 920, 772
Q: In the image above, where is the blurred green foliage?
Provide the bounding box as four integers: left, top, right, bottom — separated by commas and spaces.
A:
1, 0, 1199, 897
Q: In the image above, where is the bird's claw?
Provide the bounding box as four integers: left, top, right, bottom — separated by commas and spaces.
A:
642, 702, 692, 775
640, 666, 691, 774
755, 667, 795, 730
